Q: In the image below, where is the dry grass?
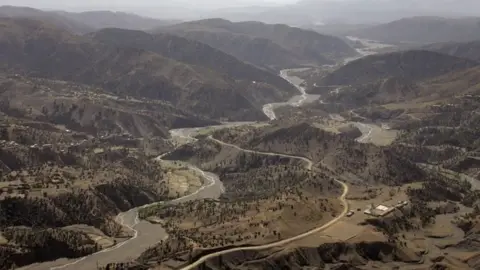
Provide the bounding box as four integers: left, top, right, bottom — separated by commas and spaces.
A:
155, 193, 341, 248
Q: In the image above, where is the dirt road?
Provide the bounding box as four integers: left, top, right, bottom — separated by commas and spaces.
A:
176, 136, 350, 270
28, 67, 360, 270
208, 135, 313, 170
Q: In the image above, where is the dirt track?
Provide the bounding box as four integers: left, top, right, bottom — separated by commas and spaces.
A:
26, 68, 360, 270
178, 136, 349, 270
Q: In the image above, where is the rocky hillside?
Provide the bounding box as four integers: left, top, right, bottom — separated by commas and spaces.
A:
424, 40, 480, 63
350, 16, 480, 44
316, 50, 478, 88
322, 77, 421, 110
160, 19, 358, 71
89, 28, 297, 104
191, 241, 419, 270
0, 74, 220, 138
212, 122, 424, 186
0, 18, 295, 122
0, 144, 172, 268
313, 63, 480, 113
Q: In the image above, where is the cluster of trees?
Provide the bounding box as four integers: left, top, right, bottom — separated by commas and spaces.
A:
141, 137, 344, 264
137, 237, 193, 267
391, 144, 464, 165
397, 98, 480, 150
0, 227, 99, 269
406, 170, 473, 204
0, 146, 177, 267
365, 201, 436, 237
213, 123, 425, 186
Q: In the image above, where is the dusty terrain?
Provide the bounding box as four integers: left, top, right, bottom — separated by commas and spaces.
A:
3, 8, 480, 270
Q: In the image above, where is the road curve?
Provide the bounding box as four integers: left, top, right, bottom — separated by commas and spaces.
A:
178, 136, 349, 270
207, 135, 313, 170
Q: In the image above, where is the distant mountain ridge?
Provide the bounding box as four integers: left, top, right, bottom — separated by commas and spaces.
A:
424, 40, 480, 63
160, 18, 358, 71
199, 0, 480, 26
88, 28, 296, 98
349, 16, 480, 44
0, 5, 93, 34
55, 10, 179, 31
0, 5, 178, 33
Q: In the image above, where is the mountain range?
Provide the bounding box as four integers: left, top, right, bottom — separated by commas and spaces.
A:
305, 50, 480, 111
348, 16, 480, 45
0, 5, 178, 33
193, 0, 480, 25
424, 40, 480, 62
159, 18, 358, 71
317, 50, 478, 87
0, 17, 301, 123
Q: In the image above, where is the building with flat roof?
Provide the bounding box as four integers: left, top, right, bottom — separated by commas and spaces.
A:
364, 201, 409, 217
364, 204, 394, 217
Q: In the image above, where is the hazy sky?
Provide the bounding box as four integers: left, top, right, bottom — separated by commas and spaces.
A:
1, 0, 299, 10
2, 0, 479, 23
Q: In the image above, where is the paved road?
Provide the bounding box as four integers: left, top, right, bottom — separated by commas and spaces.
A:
179, 136, 349, 270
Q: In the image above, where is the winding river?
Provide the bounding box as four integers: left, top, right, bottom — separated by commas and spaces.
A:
27, 38, 385, 270
263, 69, 322, 120
21, 69, 313, 270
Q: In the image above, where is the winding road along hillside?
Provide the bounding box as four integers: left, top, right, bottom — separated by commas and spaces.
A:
176, 137, 349, 270
24, 67, 359, 270
21, 68, 314, 270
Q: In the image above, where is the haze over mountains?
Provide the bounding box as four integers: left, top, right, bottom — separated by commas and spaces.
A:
160, 19, 358, 71
0, 17, 306, 122
6, 0, 480, 25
